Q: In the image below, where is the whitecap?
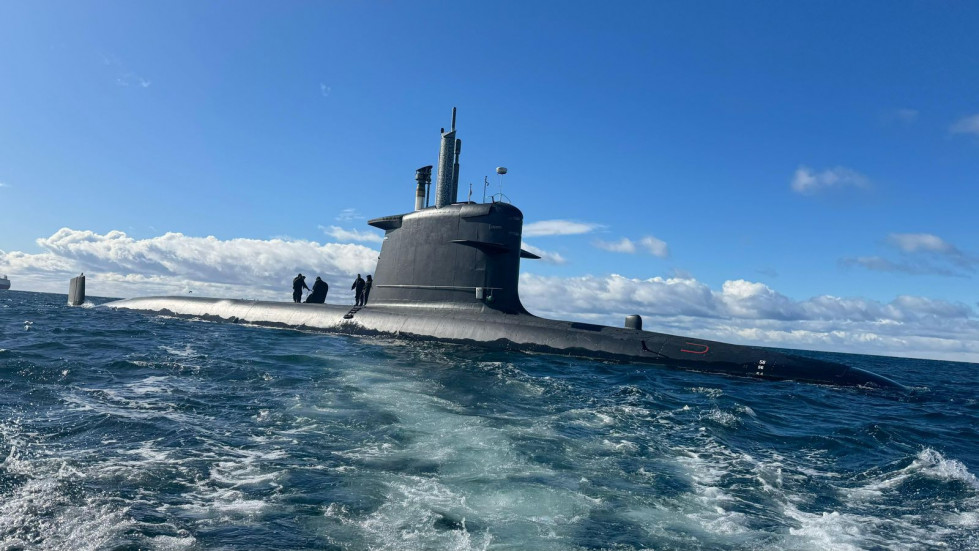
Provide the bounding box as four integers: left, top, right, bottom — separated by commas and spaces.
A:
700, 408, 739, 427
913, 447, 979, 489
784, 506, 867, 551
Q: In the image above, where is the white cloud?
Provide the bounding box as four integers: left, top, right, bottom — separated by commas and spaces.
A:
894, 108, 919, 123
321, 225, 383, 243
639, 236, 669, 257
2, 228, 378, 301
0, 182, 7, 188
523, 220, 602, 237
336, 209, 363, 223
115, 72, 151, 88
887, 233, 954, 254
320, 83, 331, 97
519, 273, 979, 362
841, 233, 976, 276
840, 256, 928, 275
594, 236, 669, 257
594, 237, 635, 253
520, 242, 566, 265
102, 53, 150, 88
950, 114, 979, 136
791, 166, 871, 195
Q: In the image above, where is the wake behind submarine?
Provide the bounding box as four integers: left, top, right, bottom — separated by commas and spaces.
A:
106, 109, 903, 390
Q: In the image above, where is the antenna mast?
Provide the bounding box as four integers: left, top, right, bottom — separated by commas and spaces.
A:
494, 166, 508, 203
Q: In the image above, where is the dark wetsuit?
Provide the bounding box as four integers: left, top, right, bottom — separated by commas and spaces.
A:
351, 276, 365, 306
305, 279, 328, 303
363, 276, 372, 306
292, 275, 310, 303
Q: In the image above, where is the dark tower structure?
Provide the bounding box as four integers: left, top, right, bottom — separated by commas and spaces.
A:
368, 108, 539, 312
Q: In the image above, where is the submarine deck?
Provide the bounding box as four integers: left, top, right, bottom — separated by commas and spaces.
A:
105, 296, 904, 390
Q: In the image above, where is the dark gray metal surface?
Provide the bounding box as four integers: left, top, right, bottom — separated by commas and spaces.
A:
104, 295, 902, 388
369, 201, 527, 312
68, 275, 86, 306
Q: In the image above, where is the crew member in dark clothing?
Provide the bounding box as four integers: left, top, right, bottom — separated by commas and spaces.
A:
292, 273, 310, 303
363, 275, 373, 306
351, 274, 366, 306
305, 277, 328, 303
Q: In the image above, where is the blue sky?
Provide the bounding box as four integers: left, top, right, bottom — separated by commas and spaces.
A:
2, 2, 979, 361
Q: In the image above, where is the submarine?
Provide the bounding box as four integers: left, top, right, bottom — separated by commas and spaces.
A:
106, 109, 903, 390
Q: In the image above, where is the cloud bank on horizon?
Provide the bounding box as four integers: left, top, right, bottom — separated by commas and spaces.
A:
3, 227, 977, 363
2, 228, 379, 300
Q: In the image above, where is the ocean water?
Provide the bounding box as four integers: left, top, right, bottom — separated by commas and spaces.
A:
1, 291, 977, 551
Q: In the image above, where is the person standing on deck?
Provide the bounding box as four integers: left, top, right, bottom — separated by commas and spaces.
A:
363, 275, 373, 306
292, 274, 311, 303
351, 274, 366, 306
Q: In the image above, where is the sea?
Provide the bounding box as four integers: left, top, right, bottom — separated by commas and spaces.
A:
1, 290, 977, 551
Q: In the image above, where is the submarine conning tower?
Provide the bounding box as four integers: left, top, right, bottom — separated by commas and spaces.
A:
368, 108, 539, 313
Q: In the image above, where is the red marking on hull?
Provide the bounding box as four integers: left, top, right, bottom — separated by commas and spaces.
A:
681, 342, 709, 354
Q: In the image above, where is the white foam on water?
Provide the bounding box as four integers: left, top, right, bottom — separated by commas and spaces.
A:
125, 375, 174, 396
661, 419, 979, 551
949, 510, 979, 527
2, 363, 294, 548
783, 505, 868, 551
354, 474, 494, 551
160, 344, 199, 358
61, 387, 195, 424
567, 408, 616, 428
160, 441, 288, 524
151, 342, 208, 373
848, 447, 979, 502
670, 439, 751, 537
700, 407, 740, 427
0, 483, 136, 551
181, 486, 269, 516
566, 403, 656, 432
146, 534, 197, 550
602, 438, 639, 453
780, 499, 960, 551
913, 447, 979, 489
317, 360, 604, 549
688, 386, 724, 399
478, 360, 549, 397
0, 420, 193, 550
209, 457, 283, 488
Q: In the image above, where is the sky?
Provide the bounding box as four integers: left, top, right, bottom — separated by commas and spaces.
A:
2, 1, 978, 362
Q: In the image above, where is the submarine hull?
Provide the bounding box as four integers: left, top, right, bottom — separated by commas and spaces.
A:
104, 296, 904, 389
101, 110, 903, 391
